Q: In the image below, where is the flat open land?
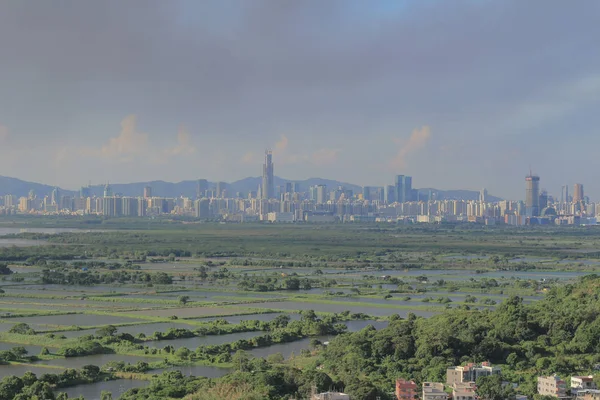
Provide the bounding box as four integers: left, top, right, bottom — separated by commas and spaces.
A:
1, 221, 599, 398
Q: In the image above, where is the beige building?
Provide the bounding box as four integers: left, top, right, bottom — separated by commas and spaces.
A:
312, 392, 350, 400
423, 382, 448, 400
447, 362, 501, 385
452, 382, 477, 400
538, 375, 568, 399
581, 390, 600, 400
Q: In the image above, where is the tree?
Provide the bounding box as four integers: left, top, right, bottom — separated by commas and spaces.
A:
178, 295, 190, 305
175, 347, 192, 360
96, 325, 118, 337
82, 365, 101, 379
101, 390, 113, 400
232, 350, 250, 372
266, 353, 285, 364
10, 347, 28, 359
477, 375, 515, 400
9, 323, 35, 335
0, 376, 24, 400
284, 277, 300, 290
0, 263, 13, 275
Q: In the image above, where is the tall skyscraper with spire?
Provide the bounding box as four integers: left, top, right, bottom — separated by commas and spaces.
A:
262, 150, 274, 199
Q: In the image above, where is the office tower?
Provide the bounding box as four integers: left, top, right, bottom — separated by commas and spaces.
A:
573, 184, 584, 203
479, 188, 488, 203
362, 186, 371, 201
539, 190, 548, 210
28, 190, 35, 200
404, 176, 413, 201
316, 184, 327, 204
385, 185, 396, 203
395, 175, 404, 203
262, 150, 274, 199
290, 182, 299, 193
51, 187, 60, 205
395, 175, 413, 203
285, 182, 293, 194
79, 186, 91, 198
195, 198, 210, 218
103, 184, 112, 198
143, 186, 152, 199
196, 179, 208, 199
525, 173, 540, 217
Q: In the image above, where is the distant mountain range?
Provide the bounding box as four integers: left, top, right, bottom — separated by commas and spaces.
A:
0, 175, 501, 202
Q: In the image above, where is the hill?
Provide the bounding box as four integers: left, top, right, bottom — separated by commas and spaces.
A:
0, 175, 501, 201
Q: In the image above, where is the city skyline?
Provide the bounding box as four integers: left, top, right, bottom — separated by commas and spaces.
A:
1, 2, 600, 199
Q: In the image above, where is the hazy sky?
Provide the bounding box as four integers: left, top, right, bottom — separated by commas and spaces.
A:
1, 1, 599, 200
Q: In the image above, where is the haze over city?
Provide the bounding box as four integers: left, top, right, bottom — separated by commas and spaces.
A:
1, 1, 600, 199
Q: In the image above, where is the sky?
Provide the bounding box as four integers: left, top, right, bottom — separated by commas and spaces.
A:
0, 1, 599, 200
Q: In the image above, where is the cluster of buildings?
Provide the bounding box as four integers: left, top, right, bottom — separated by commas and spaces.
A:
394, 363, 599, 400
0, 153, 597, 225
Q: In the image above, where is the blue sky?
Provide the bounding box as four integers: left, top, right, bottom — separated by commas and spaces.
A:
0, 0, 599, 200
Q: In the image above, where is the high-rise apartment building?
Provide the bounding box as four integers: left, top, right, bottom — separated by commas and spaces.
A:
143, 186, 152, 199
216, 182, 226, 198
573, 184, 584, 203
262, 150, 274, 199
525, 174, 540, 217
479, 188, 488, 203
316, 185, 328, 204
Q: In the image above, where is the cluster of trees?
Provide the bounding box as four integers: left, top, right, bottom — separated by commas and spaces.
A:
0, 263, 13, 275
41, 269, 173, 285
237, 275, 318, 292
58, 339, 112, 358
314, 275, 600, 399
0, 346, 33, 364
0, 366, 105, 400
119, 363, 337, 400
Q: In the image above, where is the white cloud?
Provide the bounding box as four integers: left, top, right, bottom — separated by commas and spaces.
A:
164, 126, 197, 158
389, 126, 431, 169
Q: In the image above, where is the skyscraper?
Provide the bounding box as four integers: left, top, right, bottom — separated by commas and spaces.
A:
143, 186, 152, 199
316, 184, 327, 204
103, 183, 113, 198
479, 188, 488, 203
216, 182, 226, 198
262, 150, 274, 199
51, 187, 60, 205
197, 179, 208, 199
525, 173, 540, 217
573, 183, 584, 203
395, 175, 413, 203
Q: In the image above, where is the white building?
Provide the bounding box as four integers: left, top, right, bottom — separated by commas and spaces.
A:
423, 382, 448, 400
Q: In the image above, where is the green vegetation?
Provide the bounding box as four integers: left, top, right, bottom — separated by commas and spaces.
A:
1, 222, 600, 399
